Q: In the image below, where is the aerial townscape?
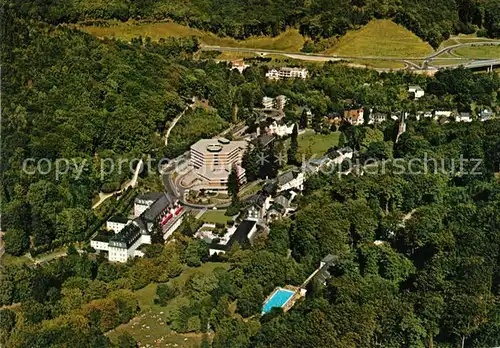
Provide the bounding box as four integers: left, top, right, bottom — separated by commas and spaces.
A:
2, 1, 500, 347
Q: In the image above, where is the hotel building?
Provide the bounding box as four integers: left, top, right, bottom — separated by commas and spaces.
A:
190, 138, 247, 190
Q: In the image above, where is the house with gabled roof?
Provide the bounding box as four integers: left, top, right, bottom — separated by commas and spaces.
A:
277, 170, 304, 192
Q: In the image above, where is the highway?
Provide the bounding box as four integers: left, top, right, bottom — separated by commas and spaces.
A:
201, 39, 500, 71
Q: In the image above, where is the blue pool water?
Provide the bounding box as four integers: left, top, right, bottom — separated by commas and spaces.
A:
262, 289, 295, 314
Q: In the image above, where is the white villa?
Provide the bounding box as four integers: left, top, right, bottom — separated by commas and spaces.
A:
266, 67, 308, 80
91, 192, 184, 263
408, 85, 425, 99
268, 121, 295, 137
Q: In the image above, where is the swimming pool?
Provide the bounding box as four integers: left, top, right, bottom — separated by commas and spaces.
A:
262, 288, 295, 314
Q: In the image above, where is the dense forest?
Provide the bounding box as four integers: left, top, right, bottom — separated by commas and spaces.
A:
2, 4, 500, 347
5, 0, 500, 47
0, 10, 253, 252
2, 2, 500, 255
3, 119, 500, 347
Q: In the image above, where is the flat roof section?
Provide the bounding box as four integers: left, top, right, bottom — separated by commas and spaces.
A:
191, 139, 247, 156
108, 214, 129, 224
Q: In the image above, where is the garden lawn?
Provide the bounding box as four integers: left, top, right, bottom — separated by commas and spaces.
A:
297, 131, 340, 159
199, 209, 233, 224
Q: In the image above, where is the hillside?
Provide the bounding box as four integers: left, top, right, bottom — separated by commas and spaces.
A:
323, 20, 434, 58
7, 0, 500, 48
78, 19, 436, 63
77, 20, 305, 52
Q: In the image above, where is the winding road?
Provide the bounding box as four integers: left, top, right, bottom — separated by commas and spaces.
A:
165, 105, 190, 147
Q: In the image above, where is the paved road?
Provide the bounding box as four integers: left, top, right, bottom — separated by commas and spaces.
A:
426, 41, 500, 60
202, 39, 500, 71
92, 159, 143, 209
165, 105, 190, 147
202, 45, 425, 61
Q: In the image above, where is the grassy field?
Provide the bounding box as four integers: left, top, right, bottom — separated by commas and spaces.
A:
453, 45, 500, 59
107, 262, 230, 347
199, 209, 233, 224
439, 34, 498, 48
77, 20, 305, 52
323, 20, 434, 58
348, 59, 406, 69
297, 131, 340, 159
432, 59, 472, 66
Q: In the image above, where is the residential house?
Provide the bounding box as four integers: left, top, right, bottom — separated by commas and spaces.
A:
266, 206, 284, 222
299, 107, 313, 128
327, 146, 354, 165
323, 112, 342, 128
316, 254, 338, 285
369, 111, 387, 124
262, 95, 288, 110
277, 170, 304, 192
408, 85, 425, 99
252, 134, 275, 149
434, 110, 453, 120
268, 121, 295, 137
416, 111, 433, 121
479, 109, 493, 121
455, 112, 472, 123
304, 157, 331, 174
247, 193, 272, 220
262, 181, 277, 196
265, 190, 298, 222
231, 59, 249, 73
344, 108, 364, 126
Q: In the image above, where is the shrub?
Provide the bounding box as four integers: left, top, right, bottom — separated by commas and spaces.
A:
477, 29, 488, 37
225, 205, 240, 216
101, 182, 121, 193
